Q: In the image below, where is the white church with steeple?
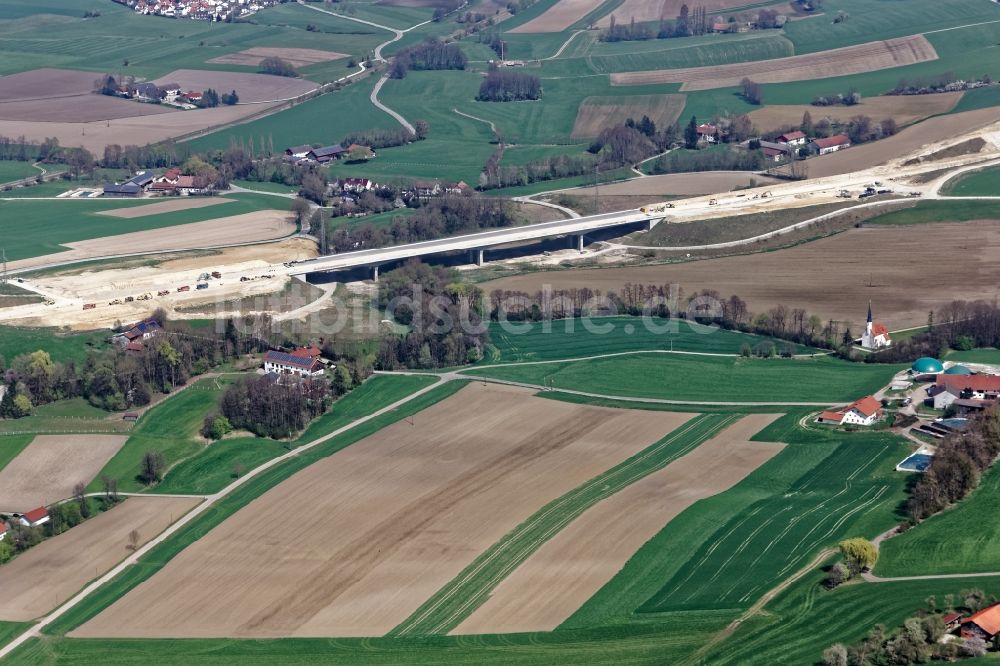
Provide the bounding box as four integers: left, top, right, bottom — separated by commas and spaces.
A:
860, 301, 891, 349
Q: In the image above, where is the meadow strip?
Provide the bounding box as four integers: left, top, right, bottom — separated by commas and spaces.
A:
390, 413, 731, 636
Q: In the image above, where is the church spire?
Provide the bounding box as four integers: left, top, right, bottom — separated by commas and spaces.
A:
867, 300, 873, 324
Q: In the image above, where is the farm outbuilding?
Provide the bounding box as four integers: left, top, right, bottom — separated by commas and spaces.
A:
19, 506, 50, 528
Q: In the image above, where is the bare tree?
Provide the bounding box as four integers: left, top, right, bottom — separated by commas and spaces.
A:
127, 529, 140, 551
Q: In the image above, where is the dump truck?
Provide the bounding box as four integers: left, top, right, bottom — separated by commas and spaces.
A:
211, 271, 222, 279
82, 303, 96, 310
639, 202, 675, 214
109, 298, 123, 305
124, 296, 134, 303
196, 282, 209, 290
157, 290, 170, 296
177, 285, 190, 292
708, 199, 718, 205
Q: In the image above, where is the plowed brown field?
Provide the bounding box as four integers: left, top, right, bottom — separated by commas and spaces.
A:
485, 219, 1000, 330
96, 197, 233, 219
611, 35, 938, 90
73, 383, 690, 638
0, 496, 200, 622
453, 414, 784, 634
510, 0, 607, 33
597, 0, 762, 27
747, 93, 963, 133
0, 435, 128, 511
207, 47, 346, 69
571, 94, 686, 139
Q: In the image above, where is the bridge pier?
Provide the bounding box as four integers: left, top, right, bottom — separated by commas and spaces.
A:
372, 265, 379, 282
576, 234, 585, 253
468, 249, 485, 266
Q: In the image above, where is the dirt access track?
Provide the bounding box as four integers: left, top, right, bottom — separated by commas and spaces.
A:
611, 35, 937, 90
486, 219, 1000, 330
0, 496, 200, 622
597, 0, 756, 27
0, 435, 128, 511
455, 414, 785, 634
73, 383, 691, 638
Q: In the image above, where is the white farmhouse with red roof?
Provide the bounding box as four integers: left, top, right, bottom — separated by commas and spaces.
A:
19, 506, 50, 528
860, 301, 891, 349
816, 395, 883, 426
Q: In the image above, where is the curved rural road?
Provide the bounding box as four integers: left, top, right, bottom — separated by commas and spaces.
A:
0, 376, 449, 660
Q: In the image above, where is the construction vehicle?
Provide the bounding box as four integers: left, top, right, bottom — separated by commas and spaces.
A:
198, 272, 211, 281
211, 271, 222, 279
83, 303, 96, 310
639, 202, 675, 214
708, 198, 718, 205
837, 190, 852, 198
125, 296, 134, 303
196, 282, 209, 290
177, 285, 190, 292
43, 299, 54, 306
109, 298, 123, 305
760, 191, 772, 198
157, 290, 170, 296
136, 293, 152, 301
909, 191, 923, 197
240, 276, 250, 282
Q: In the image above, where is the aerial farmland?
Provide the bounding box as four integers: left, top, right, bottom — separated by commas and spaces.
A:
2, 0, 1000, 662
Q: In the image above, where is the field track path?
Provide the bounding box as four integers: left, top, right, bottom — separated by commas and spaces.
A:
0, 376, 449, 660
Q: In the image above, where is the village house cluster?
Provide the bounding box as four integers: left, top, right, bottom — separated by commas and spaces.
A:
694, 124, 851, 162
113, 0, 277, 21
103, 168, 212, 197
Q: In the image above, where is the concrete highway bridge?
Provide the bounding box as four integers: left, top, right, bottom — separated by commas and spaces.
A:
290, 208, 661, 280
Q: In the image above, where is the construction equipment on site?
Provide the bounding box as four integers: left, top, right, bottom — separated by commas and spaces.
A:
639, 202, 675, 214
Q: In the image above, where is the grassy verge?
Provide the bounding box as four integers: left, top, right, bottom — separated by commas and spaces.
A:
464, 353, 897, 403
152, 375, 439, 495
941, 164, 1000, 197
391, 413, 738, 636
0, 398, 132, 436
39, 380, 464, 638
0, 622, 31, 651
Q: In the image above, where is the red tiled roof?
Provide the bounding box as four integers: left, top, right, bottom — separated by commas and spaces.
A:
812, 134, 850, 149
943, 612, 964, 625
778, 131, 805, 142
965, 604, 1000, 636
818, 410, 844, 422
175, 175, 196, 188
849, 395, 882, 418
696, 124, 718, 135
290, 345, 321, 359
937, 374, 1000, 393
0, 523, 6, 534
871, 323, 890, 337
763, 147, 784, 157
22, 506, 48, 523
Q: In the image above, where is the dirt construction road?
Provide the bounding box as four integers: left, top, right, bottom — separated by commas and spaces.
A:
73, 383, 690, 638
0, 496, 200, 622
453, 414, 785, 634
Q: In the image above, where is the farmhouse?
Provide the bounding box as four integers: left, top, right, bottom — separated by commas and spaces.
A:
929, 374, 1000, 410
776, 130, 807, 146
131, 82, 161, 101
816, 395, 883, 426
961, 604, 1000, 642
860, 302, 891, 349
0, 522, 6, 541
19, 506, 50, 528
103, 171, 155, 197
263, 348, 325, 377
810, 134, 851, 155
759, 140, 793, 162
285, 144, 312, 159
696, 123, 719, 143
307, 145, 346, 163
339, 177, 375, 193
112, 319, 162, 348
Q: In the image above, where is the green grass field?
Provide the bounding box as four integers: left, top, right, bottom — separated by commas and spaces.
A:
865, 200, 1000, 226
0, 434, 33, 474
0, 398, 132, 435
89, 378, 234, 493
152, 374, 438, 495
941, 165, 1000, 196
393, 413, 739, 636
945, 348, 1000, 365
877, 463, 1000, 577
0, 325, 108, 365
0, 192, 290, 262
464, 353, 897, 403
0, 161, 39, 184
484, 317, 820, 363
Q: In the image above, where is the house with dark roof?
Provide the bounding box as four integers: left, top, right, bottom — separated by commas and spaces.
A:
961, 604, 1000, 641
809, 134, 851, 155
816, 395, 883, 426
19, 506, 50, 528
102, 170, 155, 197
307, 145, 346, 163
112, 318, 162, 348
131, 82, 160, 101
263, 349, 325, 377
285, 144, 312, 158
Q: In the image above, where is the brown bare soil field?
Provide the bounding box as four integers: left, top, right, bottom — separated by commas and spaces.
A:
455, 414, 784, 634
153, 69, 318, 103
513, 201, 569, 222
510, 0, 607, 33
208, 47, 347, 69
566, 172, 781, 197
0, 69, 100, 102
807, 107, 1000, 179
571, 94, 686, 139
611, 35, 938, 90
748, 93, 963, 133
597, 0, 760, 27
96, 197, 234, 219
0, 496, 200, 622
0, 435, 128, 511
73, 383, 690, 638
486, 219, 1000, 330
0, 101, 283, 153
9, 210, 295, 272
379, 0, 445, 6
0, 95, 176, 123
